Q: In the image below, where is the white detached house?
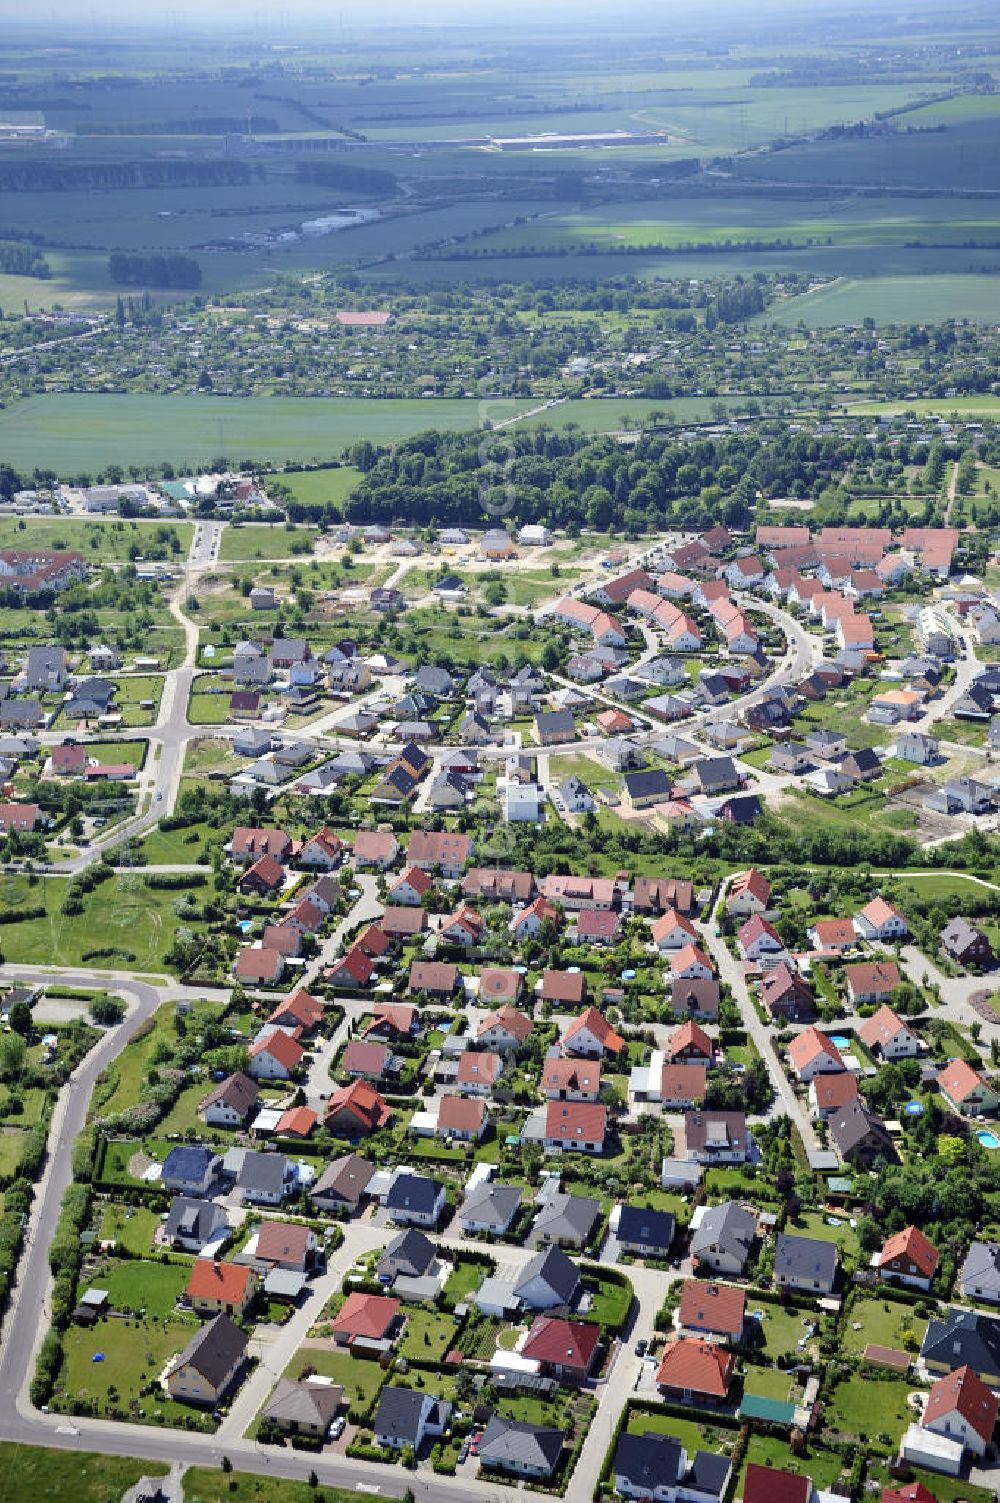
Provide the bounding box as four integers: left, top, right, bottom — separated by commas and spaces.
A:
853, 896, 909, 942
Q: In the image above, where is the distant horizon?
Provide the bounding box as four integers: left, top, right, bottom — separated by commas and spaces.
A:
3, 0, 985, 36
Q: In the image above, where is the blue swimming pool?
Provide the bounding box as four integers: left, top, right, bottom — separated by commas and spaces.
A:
830, 1035, 851, 1049
978, 1130, 1000, 1150
905, 1101, 924, 1116
237, 919, 252, 935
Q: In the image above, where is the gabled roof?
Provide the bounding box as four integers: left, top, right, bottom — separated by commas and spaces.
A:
185, 1258, 254, 1305
774, 1232, 838, 1284
938, 1058, 994, 1105
563, 1006, 623, 1054
656, 1337, 734, 1397
678, 1279, 746, 1338
479, 1416, 565, 1473
166, 1313, 247, 1388
331, 1291, 400, 1340
515, 1245, 580, 1303
880, 1225, 938, 1280
522, 1315, 600, 1370
743, 1465, 811, 1503
438, 1095, 486, 1135
478, 1003, 532, 1043
922, 1307, 1000, 1379
199, 1071, 258, 1118
311, 1153, 375, 1206
788, 1027, 844, 1075
249, 1029, 304, 1072
256, 1221, 312, 1265
859, 895, 905, 928
544, 1100, 606, 1144
924, 1363, 998, 1444
615, 1204, 675, 1251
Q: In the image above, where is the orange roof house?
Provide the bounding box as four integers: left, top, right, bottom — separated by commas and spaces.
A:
655, 1337, 735, 1403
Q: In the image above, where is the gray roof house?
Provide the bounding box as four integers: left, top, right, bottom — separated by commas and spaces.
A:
479, 1417, 565, 1478
24, 645, 67, 690
235, 1150, 292, 1205
691, 756, 740, 795
385, 1172, 447, 1227
614, 1205, 675, 1259
164, 1197, 229, 1254
310, 1154, 376, 1213
921, 1307, 1000, 1385
513, 1245, 581, 1309
164, 1313, 248, 1406
613, 1431, 730, 1503
773, 1232, 838, 1295
960, 1241, 1000, 1305
262, 1376, 342, 1436
690, 1202, 756, 1277
531, 1192, 601, 1250
378, 1228, 437, 1282
373, 1386, 451, 1452
459, 1181, 522, 1237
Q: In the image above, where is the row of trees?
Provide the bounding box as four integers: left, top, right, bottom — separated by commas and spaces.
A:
108, 253, 202, 289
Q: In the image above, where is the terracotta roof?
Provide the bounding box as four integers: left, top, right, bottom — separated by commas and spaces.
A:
858, 1003, 910, 1048
276, 1106, 317, 1137
670, 943, 713, 976
651, 909, 699, 945
846, 959, 900, 1001
667, 1020, 712, 1060
563, 1007, 624, 1054
544, 1100, 607, 1144
330, 1291, 400, 1341
860, 895, 905, 928
185, 1259, 254, 1305
738, 914, 783, 949
539, 969, 587, 1004
342, 1040, 388, 1076
924, 1364, 998, 1445
364, 1003, 416, 1035
522, 1315, 600, 1371
240, 853, 285, 889
456, 1050, 502, 1087
938, 1058, 993, 1105
659, 1062, 707, 1103
324, 1079, 391, 1133
788, 1027, 844, 1075
541, 1058, 601, 1096
879, 1225, 939, 1280
250, 1030, 304, 1070
728, 867, 771, 906
391, 864, 432, 896
438, 1095, 486, 1134
655, 1337, 734, 1398
811, 918, 856, 949
478, 1004, 532, 1043
511, 895, 560, 931
881, 1485, 938, 1503
678, 1280, 745, 1339
268, 989, 323, 1030
812, 1073, 859, 1111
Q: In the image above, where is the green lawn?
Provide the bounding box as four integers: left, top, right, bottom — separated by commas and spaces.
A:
444, 1259, 489, 1304
264, 467, 363, 506
785, 1209, 861, 1261
91, 1001, 223, 1120
826, 1374, 916, 1446
397, 1306, 460, 1363
625, 1407, 738, 1458
90, 1257, 191, 1318
57, 1314, 199, 1414
0, 873, 205, 973
218, 524, 320, 561
96, 1202, 161, 1257
185, 1471, 383, 1503
742, 1365, 796, 1403
841, 1295, 928, 1355
285, 1344, 385, 1412
739, 1434, 848, 1493
755, 1301, 817, 1360
139, 816, 213, 864
0, 1444, 166, 1503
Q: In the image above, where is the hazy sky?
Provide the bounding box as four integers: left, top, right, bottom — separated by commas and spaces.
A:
13, 0, 939, 31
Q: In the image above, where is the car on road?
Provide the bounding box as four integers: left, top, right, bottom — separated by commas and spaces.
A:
330, 1416, 345, 1440
635, 1338, 647, 1356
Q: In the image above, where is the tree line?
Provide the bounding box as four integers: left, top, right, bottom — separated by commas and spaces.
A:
0, 240, 50, 279
0, 159, 256, 192
108, 253, 202, 289
295, 160, 399, 196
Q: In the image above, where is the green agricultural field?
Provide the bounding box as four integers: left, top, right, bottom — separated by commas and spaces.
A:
765, 275, 1000, 327
0, 394, 534, 475
0, 1445, 166, 1503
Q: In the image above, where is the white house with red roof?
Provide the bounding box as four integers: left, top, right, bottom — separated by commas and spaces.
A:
669, 944, 714, 981
787, 1028, 845, 1083
853, 896, 909, 941
511, 895, 561, 940
921, 1364, 998, 1458
938, 1059, 1000, 1118
389, 864, 433, 906
650, 908, 700, 952
561, 1007, 624, 1059
737, 914, 786, 965
542, 1101, 607, 1154
858, 1005, 921, 1060
298, 827, 343, 870
725, 869, 770, 918
248, 1029, 305, 1081
877, 1225, 939, 1292
520, 1316, 600, 1382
